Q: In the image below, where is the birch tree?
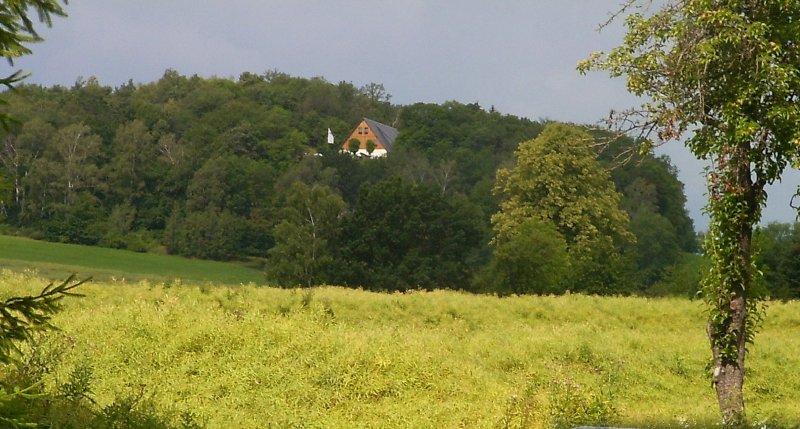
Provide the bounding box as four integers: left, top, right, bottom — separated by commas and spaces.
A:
267, 182, 345, 287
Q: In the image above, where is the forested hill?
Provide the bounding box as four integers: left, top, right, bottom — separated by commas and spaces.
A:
0, 70, 697, 294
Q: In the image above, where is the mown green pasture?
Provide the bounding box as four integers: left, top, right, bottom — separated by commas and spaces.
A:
0, 235, 265, 285
1, 271, 798, 428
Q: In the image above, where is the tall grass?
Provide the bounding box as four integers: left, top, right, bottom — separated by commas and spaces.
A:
1, 271, 798, 428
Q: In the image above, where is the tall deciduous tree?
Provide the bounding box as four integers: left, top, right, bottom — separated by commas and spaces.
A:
599, 136, 697, 254
1, 119, 54, 218
267, 182, 345, 287
0, 0, 66, 223
580, 1, 800, 423
106, 120, 156, 204
338, 179, 483, 291
492, 123, 635, 294
49, 123, 101, 205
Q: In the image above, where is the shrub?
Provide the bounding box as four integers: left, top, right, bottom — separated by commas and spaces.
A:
475, 218, 570, 295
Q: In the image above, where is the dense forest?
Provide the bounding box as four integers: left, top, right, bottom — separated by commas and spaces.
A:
0, 70, 707, 295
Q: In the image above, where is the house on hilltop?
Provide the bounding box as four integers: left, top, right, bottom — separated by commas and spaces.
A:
341, 117, 398, 158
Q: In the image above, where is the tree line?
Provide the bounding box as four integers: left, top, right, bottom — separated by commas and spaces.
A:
0, 70, 702, 294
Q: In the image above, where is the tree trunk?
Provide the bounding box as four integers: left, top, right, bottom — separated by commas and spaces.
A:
707, 142, 758, 426
708, 293, 747, 425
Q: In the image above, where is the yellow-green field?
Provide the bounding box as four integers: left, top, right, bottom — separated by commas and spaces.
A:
2, 271, 798, 428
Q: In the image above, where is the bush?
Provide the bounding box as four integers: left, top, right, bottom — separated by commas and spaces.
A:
499, 376, 619, 429
166, 209, 251, 260
40, 199, 106, 245
475, 218, 569, 295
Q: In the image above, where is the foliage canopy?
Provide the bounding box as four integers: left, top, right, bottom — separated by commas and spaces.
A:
492, 123, 635, 294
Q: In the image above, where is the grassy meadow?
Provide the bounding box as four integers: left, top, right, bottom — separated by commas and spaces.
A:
0, 235, 265, 285
1, 271, 799, 428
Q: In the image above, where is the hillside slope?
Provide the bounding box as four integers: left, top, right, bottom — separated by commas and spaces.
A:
0, 235, 264, 284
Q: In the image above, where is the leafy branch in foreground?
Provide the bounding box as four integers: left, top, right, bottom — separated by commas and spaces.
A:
0, 0, 68, 129
0, 274, 87, 364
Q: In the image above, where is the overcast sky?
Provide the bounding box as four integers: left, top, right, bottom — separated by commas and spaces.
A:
7, 1, 799, 231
